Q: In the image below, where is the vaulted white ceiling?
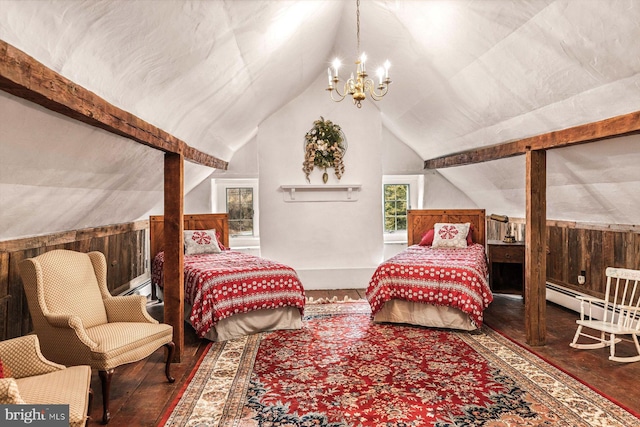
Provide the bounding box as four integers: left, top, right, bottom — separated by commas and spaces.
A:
1, 0, 640, 239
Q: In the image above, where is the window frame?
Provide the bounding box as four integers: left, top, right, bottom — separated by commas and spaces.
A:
225, 187, 255, 237
382, 175, 424, 243
383, 183, 410, 234
211, 178, 260, 244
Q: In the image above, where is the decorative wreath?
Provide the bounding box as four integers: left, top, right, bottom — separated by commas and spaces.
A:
302, 117, 347, 183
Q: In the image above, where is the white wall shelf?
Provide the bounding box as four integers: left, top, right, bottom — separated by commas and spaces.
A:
280, 184, 362, 202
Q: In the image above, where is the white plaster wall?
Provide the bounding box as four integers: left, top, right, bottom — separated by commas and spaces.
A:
423, 170, 478, 209
258, 77, 383, 289
184, 175, 212, 214
382, 126, 424, 175
185, 136, 259, 215
0, 92, 165, 240
210, 136, 259, 179
438, 157, 526, 219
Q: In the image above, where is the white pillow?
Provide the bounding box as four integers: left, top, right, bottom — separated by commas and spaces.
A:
184, 229, 222, 255
432, 223, 470, 249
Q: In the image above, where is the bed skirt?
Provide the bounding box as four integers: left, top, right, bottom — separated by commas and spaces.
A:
184, 304, 302, 341
372, 299, 476, 331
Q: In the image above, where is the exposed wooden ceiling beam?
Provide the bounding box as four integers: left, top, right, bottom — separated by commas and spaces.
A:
0, 39, 227, 170
424, 110, 640, 169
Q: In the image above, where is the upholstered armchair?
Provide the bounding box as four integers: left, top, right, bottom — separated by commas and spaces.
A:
19, 249, 175, 424
0, 334, 92, 427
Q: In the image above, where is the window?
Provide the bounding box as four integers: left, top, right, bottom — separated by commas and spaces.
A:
382, 175, 423, 252
384, 184, 409, 232
226, 187, 254, 236
211, 178, 259, 246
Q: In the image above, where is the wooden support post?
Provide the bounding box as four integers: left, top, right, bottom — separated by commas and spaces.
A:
525, 149, 547, 345
164, 153, 184, 362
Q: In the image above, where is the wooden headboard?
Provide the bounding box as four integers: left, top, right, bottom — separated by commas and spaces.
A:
149, 213, 230, 262
407, 209, 486, 247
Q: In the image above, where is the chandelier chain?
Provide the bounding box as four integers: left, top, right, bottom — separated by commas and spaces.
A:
356, 0, 360, 54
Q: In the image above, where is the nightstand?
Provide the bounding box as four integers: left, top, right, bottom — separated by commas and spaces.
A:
487, 240, 525, 296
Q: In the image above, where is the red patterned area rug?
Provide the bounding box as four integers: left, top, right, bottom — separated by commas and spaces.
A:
160, 301, 639, 426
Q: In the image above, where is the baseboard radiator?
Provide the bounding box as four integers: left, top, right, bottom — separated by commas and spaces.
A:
545, 282, 584, 313
121, 278, 153, 299
546, 282, 636, 323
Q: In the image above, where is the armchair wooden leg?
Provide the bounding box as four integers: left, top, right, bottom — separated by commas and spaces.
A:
98, 369, 114, 424
164, 342, 176, 383
86, 388, 93, 426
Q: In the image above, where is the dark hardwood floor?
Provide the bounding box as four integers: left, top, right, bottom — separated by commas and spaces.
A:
89, 291, 639, 426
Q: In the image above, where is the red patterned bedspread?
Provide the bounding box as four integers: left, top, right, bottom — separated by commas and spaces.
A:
366, 243, 492, 327
152, 251, 305, 338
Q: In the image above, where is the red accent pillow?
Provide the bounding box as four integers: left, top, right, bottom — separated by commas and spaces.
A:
467, 223, 475, 245
0, 359, 5, 379
419, 229, 435, 246
215, 229, 227, 251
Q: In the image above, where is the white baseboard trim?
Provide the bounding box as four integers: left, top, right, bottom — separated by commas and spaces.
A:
296, 267, 376, 290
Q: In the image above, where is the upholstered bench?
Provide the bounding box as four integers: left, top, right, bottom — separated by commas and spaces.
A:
0, 334, 92, 427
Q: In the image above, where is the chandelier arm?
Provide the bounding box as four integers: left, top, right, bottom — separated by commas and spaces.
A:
328, 89, 348, 103
333, 81, 347, 97
363, 78, 389, 101
368, 86, 389, 101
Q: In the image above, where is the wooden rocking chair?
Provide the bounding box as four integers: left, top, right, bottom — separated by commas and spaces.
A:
570, 267, 640, 363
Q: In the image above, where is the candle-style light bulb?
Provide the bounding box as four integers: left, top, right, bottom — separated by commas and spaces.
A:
360, 53, 367, 73
384, 60, 390, 79
376, 67, 384, 86
332, 58, 341, 78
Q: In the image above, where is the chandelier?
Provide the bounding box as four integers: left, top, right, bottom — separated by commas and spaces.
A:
326, 0, 391, 108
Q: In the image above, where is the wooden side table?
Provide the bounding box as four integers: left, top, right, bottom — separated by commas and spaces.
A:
487, 240, 525, 296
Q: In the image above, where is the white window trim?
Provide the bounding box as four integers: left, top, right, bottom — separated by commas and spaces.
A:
382, 175, 424, 243
211, 178, 260, 247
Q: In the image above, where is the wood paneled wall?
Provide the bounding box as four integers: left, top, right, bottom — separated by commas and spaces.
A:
487, 217, 640, 299
0, 221, 148, 340
546, 220, 640, 298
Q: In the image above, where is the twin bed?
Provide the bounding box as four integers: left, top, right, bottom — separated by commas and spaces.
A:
366, 209, 492, 331
150, 214, 305, 341
151, 209, 492, 342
